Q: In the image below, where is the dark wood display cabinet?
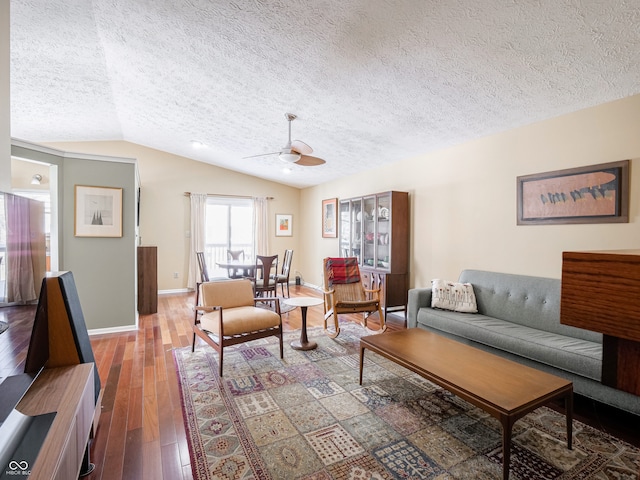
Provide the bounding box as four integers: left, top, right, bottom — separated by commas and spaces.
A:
339, 191, 409, 322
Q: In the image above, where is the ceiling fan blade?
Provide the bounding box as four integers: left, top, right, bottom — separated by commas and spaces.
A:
291, 140, 313, 155
242, 151, 279, 159
295, 154, 326, 167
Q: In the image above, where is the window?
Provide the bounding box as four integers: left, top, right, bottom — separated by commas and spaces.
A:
205, 197, 254, 277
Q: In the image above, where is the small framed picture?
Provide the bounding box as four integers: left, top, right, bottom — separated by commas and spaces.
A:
75, 185, 123, 237
275, 214, 293, 236
322, 198, 338, 238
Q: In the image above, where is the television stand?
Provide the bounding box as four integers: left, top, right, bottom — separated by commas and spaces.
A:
12, 364, 96, 480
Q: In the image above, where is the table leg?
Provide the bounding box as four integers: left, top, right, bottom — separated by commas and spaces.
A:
291, 306, 317, 350
566, 390, 573, 450
501, 416, 514, 480
359, 346, 365, 385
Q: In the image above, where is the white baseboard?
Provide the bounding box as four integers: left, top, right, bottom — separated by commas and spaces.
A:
300, 282, 322, 292
159, 288, 192, 295
89, 324, 138, 336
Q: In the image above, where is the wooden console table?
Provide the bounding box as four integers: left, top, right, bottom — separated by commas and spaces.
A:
16, 364, 96, 480
561, 249, 640, 395
138, 245, 158, 314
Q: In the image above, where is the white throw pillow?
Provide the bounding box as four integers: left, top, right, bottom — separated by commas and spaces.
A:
431, 279, 478, 313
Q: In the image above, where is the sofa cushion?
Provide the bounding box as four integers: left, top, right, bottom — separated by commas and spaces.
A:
431, 279, 478, 313
416, 307, 602, 381
458, 269, 602, 343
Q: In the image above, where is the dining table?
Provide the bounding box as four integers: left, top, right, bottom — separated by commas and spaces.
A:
215, 260, 259, 279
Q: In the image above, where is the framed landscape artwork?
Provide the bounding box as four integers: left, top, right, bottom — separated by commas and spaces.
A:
322, 198, 338, 238
275, 214, 292, 236
75, 185, 123, 237
517, 160, 629, 225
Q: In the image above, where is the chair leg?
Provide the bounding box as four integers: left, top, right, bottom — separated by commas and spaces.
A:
193, 286, 200, 352
362, 306, 387, 334
219, 348, 224, 377
379, 305, 387, 332
286, 281, 290, 298
323, 312, 340, 338
278, 330, 284, 359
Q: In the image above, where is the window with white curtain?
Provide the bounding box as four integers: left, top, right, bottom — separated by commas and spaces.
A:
205, 197, 254, 277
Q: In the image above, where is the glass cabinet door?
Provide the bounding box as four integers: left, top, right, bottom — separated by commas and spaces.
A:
339, 200, 350, 257
351, 198, 362, 263
339, 198, 363, 262
340, 192, 398, 272
362, 195, 377, 268
376, 192, 391, 271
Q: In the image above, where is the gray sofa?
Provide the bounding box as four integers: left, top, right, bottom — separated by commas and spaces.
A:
407, 269, 640, 416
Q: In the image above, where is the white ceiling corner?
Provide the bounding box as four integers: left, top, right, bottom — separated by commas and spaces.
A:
10, 0, 640, 188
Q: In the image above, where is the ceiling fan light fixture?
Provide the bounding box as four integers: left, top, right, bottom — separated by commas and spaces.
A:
279, 152, 300, 163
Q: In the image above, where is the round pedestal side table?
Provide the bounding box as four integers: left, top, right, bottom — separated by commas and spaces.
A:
284, 297, 324, 350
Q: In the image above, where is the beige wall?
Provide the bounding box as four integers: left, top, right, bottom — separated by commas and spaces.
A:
11, 158, 52, 191
0, 1, 10, 191
48, 141, 302, 291
300, 94, 640, 288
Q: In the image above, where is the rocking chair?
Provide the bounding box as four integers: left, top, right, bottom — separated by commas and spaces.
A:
322, 257, 385, 338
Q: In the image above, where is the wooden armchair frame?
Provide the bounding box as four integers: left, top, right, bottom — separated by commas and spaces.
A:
191, 279, 283, 376
322, 257, 386, 338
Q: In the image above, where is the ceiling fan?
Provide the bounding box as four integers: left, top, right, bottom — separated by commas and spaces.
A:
244, 113, 326, 166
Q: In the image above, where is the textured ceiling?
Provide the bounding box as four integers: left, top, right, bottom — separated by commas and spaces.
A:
9, 0, 640, 188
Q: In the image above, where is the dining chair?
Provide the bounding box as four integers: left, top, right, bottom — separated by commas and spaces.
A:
272, 249, 293, 298
253, 254, 279, 300
196, 251, 210, 283
322, 256, 385, 338
194, 251, 210, 310
192, 278, 283, 376
226, 249, 246, 278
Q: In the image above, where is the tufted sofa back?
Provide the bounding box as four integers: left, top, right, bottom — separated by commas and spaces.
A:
459, 269, 601, 343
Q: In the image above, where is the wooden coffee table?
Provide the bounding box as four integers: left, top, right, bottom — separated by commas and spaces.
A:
360, 328, 573, 480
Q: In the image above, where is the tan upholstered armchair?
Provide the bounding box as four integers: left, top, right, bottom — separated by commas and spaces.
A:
191, 278, 283, 376
322, 257, 386, 338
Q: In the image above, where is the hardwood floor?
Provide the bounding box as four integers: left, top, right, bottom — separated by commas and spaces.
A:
1, 285, 638, 479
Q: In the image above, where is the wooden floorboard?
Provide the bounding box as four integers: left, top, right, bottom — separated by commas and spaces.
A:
0, 284, 638, 479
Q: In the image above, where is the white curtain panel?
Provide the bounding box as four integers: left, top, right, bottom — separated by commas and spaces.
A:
187, 193, 207, 290
253, 197, 268, 256
5, 193, 36, 302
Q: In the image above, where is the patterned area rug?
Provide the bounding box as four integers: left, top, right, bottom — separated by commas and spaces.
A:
174, 322, 640, 479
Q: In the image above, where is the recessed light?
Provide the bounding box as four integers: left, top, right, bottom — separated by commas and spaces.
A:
190, 140, 207, 149
282, 168, 292, 174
